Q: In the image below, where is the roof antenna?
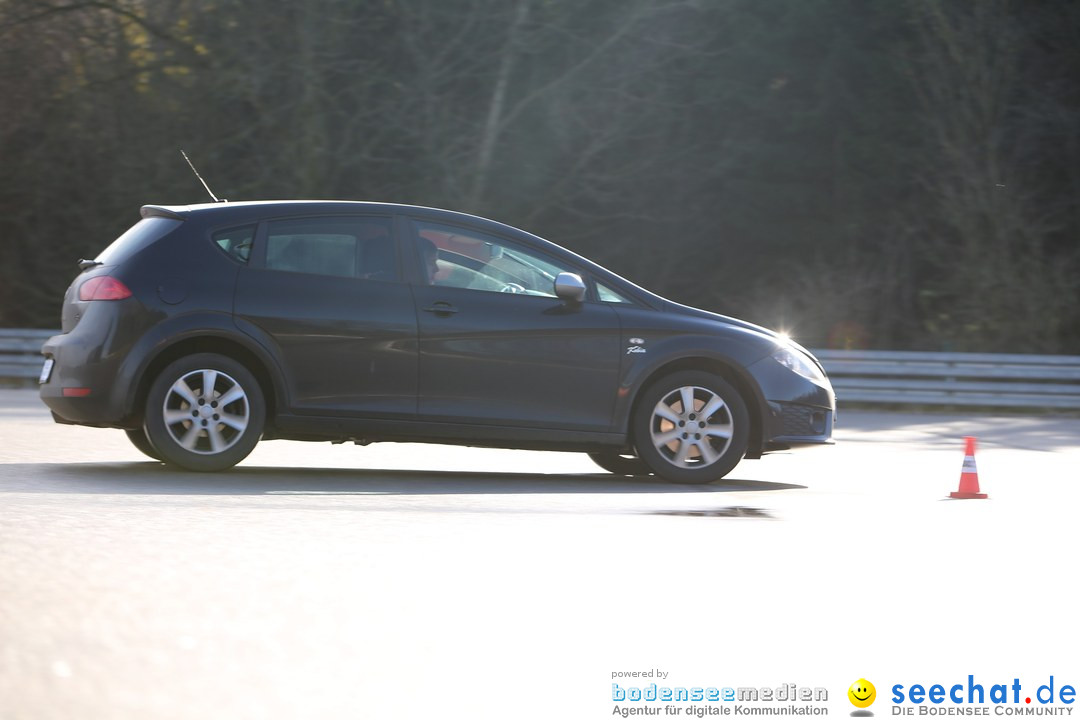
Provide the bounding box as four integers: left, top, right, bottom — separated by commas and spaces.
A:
180, 149, 226, 202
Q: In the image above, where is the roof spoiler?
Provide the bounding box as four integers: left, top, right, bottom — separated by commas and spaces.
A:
141, 205, 186, 220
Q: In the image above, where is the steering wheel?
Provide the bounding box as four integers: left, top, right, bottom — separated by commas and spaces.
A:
500, 282, 526, 294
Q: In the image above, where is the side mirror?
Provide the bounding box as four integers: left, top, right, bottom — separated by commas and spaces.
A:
554, 272, 586, 304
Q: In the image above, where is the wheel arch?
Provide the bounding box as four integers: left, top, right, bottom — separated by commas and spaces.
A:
627, 356, 766, 459
128, 334, 283, 433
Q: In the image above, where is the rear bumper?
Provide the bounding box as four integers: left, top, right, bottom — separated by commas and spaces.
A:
39, 326, 130, 428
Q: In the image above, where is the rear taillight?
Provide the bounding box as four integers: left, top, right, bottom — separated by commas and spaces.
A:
78, 276, 132, 301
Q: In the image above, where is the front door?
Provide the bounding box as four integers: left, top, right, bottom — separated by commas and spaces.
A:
409, 219, 621, 431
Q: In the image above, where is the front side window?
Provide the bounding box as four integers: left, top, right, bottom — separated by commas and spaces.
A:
265, 216, 395, 279
414, 221, 571, 296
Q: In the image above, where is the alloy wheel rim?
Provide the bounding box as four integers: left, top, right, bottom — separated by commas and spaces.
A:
161, 369, 249, 455
649, 385, 734, 468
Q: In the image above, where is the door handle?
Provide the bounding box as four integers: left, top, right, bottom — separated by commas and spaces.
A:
422, 302, 459, 316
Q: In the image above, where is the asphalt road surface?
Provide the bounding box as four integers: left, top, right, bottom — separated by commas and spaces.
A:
2, 388, 1078, 720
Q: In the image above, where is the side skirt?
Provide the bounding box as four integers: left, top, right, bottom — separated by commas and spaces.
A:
270, 414, 626, 453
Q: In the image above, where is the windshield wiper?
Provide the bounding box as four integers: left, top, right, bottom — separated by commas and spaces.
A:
78, 258, 103, 271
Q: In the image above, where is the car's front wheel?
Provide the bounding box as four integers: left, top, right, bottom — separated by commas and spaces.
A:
144, 353, 265, 472
632, 370, 749, 484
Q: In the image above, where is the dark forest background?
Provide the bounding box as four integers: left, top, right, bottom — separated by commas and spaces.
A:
1, 0, 1078, 352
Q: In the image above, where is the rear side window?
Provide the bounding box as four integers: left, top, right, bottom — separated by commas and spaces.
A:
213, 225, 255, 264
94, 216, 183, 266
265, 216, 395, 279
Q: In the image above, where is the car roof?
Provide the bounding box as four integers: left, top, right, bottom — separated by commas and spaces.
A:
143, 200, 496, 223
141, 200, 557, 246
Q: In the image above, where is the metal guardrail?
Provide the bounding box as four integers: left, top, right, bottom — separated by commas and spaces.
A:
4, 329, 1080, 408
814, 349, 1080, 409
0, 329, 55, 382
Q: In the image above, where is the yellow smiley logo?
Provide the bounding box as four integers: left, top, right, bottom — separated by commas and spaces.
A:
849, 679, 876, 708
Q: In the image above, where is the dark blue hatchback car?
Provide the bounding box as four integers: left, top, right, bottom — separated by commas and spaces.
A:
40, 201, 834, 482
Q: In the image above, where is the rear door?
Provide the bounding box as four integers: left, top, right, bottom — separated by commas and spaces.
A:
234, 214, 418, 417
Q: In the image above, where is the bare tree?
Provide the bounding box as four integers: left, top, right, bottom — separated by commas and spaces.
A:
905, 0, 1077, 352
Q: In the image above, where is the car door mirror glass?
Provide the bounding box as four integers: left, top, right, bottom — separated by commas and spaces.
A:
554, 272, 586, 303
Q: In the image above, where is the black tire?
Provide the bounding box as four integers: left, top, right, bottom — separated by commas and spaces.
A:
125, 428, 163, 461
632, 370, 750, 484
588, 452, 652, 476
143, 353, 265, 472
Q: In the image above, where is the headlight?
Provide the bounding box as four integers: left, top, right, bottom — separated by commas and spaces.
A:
772, 346, 826, 382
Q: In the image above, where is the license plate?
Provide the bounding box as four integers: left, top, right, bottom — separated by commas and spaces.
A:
39, 358, 54, 385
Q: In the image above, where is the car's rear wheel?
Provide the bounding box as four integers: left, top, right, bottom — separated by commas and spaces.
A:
144, 353, 265, 472
125, 428, 162, 461
632, 370, 749, 484
588, 452, 652, 476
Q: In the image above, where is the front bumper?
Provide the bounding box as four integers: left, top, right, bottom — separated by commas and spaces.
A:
747, 354, 836, 449
766, 401, 835, 446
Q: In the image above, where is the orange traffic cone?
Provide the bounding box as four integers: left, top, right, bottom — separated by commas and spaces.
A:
949, 436, 987, 499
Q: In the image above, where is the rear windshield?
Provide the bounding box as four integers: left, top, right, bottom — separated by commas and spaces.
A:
94, 216, 183, 266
